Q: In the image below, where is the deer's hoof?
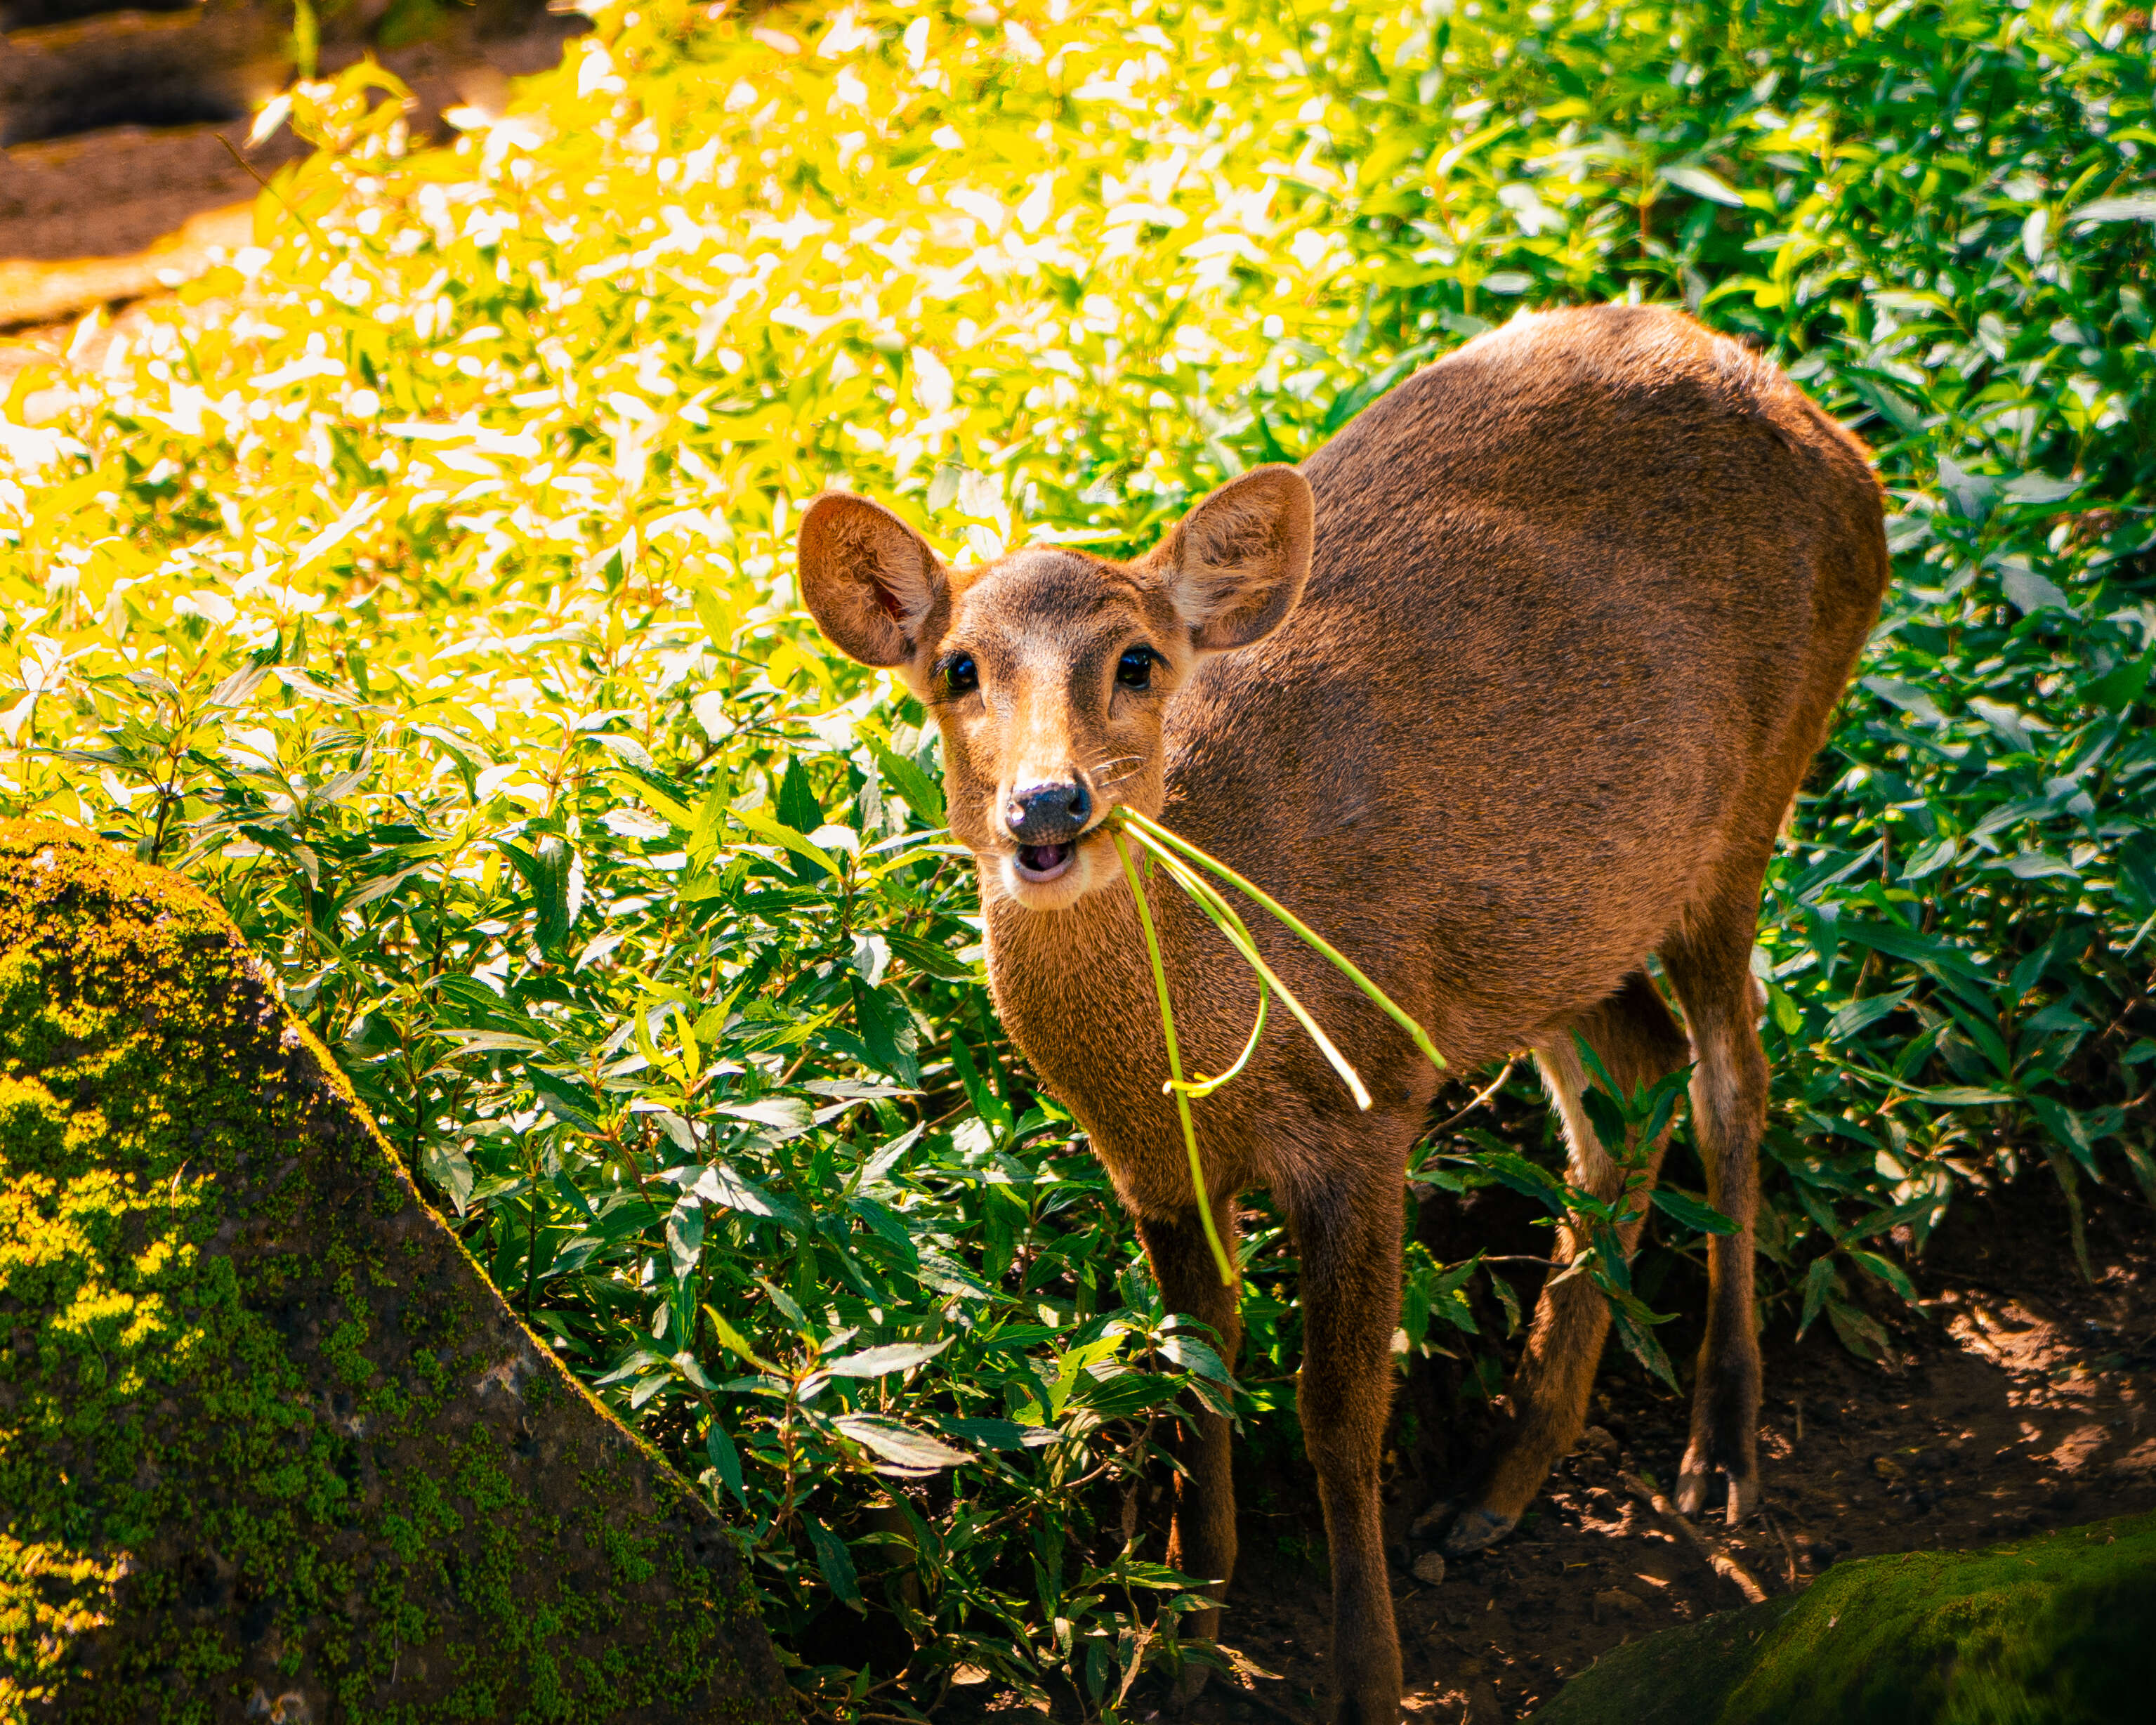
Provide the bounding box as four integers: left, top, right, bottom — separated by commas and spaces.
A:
1676, 1451, 1760, 1523
1724, 1470, 1761, 1524
1439, 1505, 1516, 1556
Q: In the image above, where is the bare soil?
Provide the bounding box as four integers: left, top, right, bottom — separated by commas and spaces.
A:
0, 17, 583, 332
1177, 1174, 2156, 1724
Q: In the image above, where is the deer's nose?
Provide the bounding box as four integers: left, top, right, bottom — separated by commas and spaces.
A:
1004, 778, 1092, 844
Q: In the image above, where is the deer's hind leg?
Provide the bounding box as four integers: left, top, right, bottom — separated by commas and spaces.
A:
1662, 891, 1770, 1523
1444, 971, 1690, 1556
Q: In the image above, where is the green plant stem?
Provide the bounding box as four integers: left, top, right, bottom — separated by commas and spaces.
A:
1125, 826, 1372, 1110
1118, 808, 1447, 1073
1111, 829, 1235, 1287
1176, 970, 1267, 1098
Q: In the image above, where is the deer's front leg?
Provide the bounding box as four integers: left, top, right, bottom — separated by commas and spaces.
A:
1294, 1166, 1405, 1725
1134, 1198, 1242, 1657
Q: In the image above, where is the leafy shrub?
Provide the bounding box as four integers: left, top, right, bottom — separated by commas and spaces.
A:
2, 0, 2151, 1712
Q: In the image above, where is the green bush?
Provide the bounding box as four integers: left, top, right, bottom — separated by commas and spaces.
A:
1, 0, 2151, 1711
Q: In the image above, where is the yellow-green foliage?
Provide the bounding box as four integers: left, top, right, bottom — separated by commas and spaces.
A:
0, 824, 786, 1724
1531, 1512, 2156, 1725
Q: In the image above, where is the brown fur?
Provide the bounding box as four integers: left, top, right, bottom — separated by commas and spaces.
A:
797, 305, 1889, 1723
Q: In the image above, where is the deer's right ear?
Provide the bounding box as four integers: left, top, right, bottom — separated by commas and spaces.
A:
797, 493, 949, 667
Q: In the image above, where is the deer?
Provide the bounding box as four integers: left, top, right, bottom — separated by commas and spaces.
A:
796, 303, 1889, 1723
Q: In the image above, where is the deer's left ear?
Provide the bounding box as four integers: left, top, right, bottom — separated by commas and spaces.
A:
1148, 466, 1314, 653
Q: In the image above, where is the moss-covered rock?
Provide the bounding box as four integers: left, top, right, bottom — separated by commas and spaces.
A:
0, 825, 791, 1723
1529, 1511, 2156, 1725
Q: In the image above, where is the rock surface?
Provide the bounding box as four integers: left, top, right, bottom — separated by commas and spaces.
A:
1528, 1510, 2156, 1724
0, 823, 791, 1721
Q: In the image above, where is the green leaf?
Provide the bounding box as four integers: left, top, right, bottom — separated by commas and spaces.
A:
1825, 1296, 1888, 1360
806, 1514, 863, 1608
1827, 988, 1912, 1041
776, 755, 824, 834
2093, 654, 2153, 714
1608, 1304, 1679, 1391
941, 1416, 1057, 1450
711, 1097, 816, 1139
1836, 919, 1990, 979
1660, 164, 1747, 206
1160, 1332, 1233, 1383
731, 804, 841, 878
499, 836, 577, 952
1999, 561, 2075, 617
2070, 192, 2156, 224
701, 1306, 780, 1375
666, 1200, 704, 1278
1651, 1187, 1738, 1236
1477, 1150, 1569, 1214
867, 738, 945, 827
1321, 340, 1439, 435
824, 1340, 949, 1377
1797, 1256, 1837, 1341
1844, 1247, 1918, 1307
1863, 676, 1945, 724
419, 1139, 475, 1209
610, 769, 695, 828
692, 1161, 810, 1230
883, 928, 979, 980
850, 980, 923, 1089
705, 1418, 747, 1506
833, 1412, 971, 1472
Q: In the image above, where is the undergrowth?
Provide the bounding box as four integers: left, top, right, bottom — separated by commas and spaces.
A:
2, 0, 2152, 1713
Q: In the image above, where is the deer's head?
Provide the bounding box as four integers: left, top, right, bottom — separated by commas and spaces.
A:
798, 466, 1313, 911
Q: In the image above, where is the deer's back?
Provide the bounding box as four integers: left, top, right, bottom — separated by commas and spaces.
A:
1161, 304, 1888, 1065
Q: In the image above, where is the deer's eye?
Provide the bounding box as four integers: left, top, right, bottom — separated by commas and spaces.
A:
942, 653, 979, 695
1115, 647, 1155, 690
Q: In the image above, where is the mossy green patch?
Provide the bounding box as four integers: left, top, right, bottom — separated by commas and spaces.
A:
0, 823, 791, 1724
1530, 1511, 2156, 1725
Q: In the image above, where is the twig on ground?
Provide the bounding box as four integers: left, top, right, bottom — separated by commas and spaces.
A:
1619, 1471, 1769, 1604
1761, 1505, 1803, 1589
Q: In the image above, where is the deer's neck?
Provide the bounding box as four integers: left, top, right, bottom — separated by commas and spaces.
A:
978, 850, 1285, 1202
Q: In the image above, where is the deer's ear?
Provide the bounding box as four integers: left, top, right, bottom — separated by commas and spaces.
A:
1151, 466, 1314, 653
797, 493, 950, 667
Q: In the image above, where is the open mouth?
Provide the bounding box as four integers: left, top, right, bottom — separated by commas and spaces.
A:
1012, 841, 1077, 882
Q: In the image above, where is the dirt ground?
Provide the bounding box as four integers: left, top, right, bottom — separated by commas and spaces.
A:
1162, 1172, 2155, 1724
0, 17, 583, 332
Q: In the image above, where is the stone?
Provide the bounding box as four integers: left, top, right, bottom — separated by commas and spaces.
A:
0, 825, 791, 1721
1528, 1511, 2156, 1724
1413, 1550, 1449, 1586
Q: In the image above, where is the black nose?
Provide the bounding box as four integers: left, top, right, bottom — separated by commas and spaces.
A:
1005, 778, 1092, 844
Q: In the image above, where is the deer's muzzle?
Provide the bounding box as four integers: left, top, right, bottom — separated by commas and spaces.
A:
1004, 778, 1092, 881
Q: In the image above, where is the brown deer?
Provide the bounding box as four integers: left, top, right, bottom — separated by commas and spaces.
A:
797, 303, 1888, 1722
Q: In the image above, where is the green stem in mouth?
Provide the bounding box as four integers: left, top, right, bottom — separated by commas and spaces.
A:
1117, 806, 1448, 1075
1111, 827, 1236, 1287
